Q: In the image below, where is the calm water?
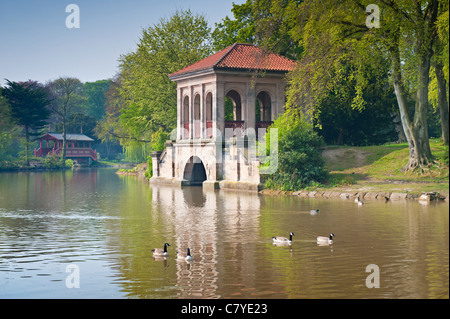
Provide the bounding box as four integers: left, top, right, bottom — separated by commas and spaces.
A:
0, 169, 448, 299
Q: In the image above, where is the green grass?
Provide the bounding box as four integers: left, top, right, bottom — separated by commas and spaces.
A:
319, 138, 449, 195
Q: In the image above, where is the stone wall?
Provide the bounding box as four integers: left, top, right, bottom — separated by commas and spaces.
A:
259, 189, 449, 202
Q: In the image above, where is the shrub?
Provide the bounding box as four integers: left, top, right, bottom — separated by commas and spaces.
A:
65, 159, 74, 168
264, 109, 328, 190
43, 152, 63, 168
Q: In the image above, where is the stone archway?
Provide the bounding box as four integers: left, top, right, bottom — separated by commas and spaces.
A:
183, 156, 207, 186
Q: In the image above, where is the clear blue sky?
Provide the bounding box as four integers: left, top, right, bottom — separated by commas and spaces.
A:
0, 0, 244, 87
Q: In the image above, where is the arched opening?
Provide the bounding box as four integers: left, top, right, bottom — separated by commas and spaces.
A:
205, 92, 213, 138
256, 91, 271, 121
183, 156, 207, 186
226, 90, 242, 121
183, 96, 190, 139
194, 94, 201, 139
225, 90, 244, 137
256, 91, 272, 138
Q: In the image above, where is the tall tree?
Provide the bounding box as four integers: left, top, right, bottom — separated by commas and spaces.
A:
212, 0, 302, 59
101, 10, 213, 161
1, 80, 51, 165
263, 0, 443, 171
46, 77, 85, 160
212, 0, 257, 50
81, 80, 111, 120
431, 2, 449, 145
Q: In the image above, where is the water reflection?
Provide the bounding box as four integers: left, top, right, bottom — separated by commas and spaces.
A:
0, 169, 448, 299
150, 185, 261, 298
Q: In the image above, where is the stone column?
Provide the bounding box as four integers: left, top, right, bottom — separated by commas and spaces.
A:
246, 82, 256, 136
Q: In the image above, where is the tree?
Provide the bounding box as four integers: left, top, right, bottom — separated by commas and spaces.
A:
212, 0, 302, 59
263, 0, 443, 171
430, 2, 449, 145
101, 10, 213, 161
1, 80, 51, 165
46, 77, 85, 160
81, 80, 111, 120
212, 0, 257, 50
0, 91, 21, 165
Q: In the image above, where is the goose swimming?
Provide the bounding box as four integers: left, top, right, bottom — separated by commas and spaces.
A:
152, 243, 170, 257
272, 232, 295, 244
317, 233, 334, 244
176, 248, 193, 261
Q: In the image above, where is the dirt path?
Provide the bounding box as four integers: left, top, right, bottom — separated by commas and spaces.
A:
322, 147, 371, 170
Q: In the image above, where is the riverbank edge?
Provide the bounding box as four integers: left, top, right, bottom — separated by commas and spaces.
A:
258, 188, 449, 202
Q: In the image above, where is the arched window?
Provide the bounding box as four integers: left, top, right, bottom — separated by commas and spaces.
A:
194, 94, 201, 139
183, 96, 190, 139
256, 91, 271, 122
225, 90, 244, 137
226, 90, 242, 121
205, 92, 213, 138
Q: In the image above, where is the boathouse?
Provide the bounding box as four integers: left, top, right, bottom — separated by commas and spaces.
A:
34, 133, 97, 165
150, 43, 295, 191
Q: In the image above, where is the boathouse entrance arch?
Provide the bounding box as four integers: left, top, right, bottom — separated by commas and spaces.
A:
183, 156, 207, 186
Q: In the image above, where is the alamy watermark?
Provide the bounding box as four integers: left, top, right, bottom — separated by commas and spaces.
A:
365, 264, 380, 288
65, 263, 80, 288
365, 4, 380, 29
65, 4, 80, 29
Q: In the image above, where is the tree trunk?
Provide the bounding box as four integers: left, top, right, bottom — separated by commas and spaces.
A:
24, 126, 30, 166
408, 55, 433, 168
62, 117, 67, 160
337, 128, 344, 145
389, 42, 432, 171
435, 61, 449, 145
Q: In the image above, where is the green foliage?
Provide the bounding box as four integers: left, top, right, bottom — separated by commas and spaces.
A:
264, 109, 328, 190
43, 153, 64, 169
1, 80, 51, 133
124, 141, 152, 163
212, 0, 302, 58
150, 128, 169, 152
212, 0, 256, 50
65, 159, 74, 168
1, 80, 52, 165
0, 93, 22, 165
81, 80, 111, 120
101, 10, 213, 159
145, 155, 153, 179
118, 9, 212, 136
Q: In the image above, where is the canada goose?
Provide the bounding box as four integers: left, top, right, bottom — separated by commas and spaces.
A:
310, 209, 319, 215
357, 199, 364, 206
152, 243, 170, 256
272, 232, 294, 244
176, 248, 193, 261
354, 196, 360, 203
317, 233, 334, 244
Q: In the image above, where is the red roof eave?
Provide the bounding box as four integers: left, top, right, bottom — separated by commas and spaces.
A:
168, 43, 296, 79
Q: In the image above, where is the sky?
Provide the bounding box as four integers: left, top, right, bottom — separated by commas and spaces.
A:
0, 0, 245, 87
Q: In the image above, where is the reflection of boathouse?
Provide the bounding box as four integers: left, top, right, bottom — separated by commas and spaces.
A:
150, 43, 295, 191
34, 133, 97, 165
150, 185, 261, 298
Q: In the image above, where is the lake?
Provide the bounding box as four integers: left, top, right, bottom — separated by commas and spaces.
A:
0, 168, 448, 298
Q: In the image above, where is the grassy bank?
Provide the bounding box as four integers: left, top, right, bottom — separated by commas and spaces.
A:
316, 138, 449, 196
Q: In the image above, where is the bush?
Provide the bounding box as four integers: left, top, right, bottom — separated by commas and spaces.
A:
264, 109, 328, 191
65, 159, 74, 168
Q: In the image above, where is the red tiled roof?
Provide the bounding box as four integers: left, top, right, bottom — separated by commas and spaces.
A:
168, 43, 296, 78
